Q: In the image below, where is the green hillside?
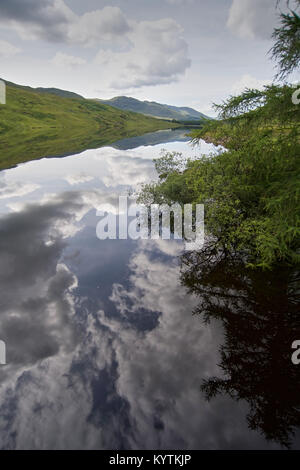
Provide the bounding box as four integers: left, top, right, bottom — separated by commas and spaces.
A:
98, 96, 211, 122
36, 87, 84, 100
0, 81, 179, 170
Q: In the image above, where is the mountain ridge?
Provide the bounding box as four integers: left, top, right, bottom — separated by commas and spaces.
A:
0, 79, 84, 100
0, 79, 209, 122
96, 96, 211, 122
0, 79, 179, 170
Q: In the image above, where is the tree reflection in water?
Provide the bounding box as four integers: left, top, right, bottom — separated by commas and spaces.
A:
180, 250, 300, 448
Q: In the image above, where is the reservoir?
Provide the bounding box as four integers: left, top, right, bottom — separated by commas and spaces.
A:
0, 129, 298, 450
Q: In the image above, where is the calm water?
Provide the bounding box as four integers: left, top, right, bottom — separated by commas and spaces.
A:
0, 129, 299, 450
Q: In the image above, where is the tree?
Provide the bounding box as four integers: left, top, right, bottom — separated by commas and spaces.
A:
271, 0, 300, 79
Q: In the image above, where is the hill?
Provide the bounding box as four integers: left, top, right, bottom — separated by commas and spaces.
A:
97, 96, 211, 122
0, 80, 179, 170
0, 79, 84, 100
36, 87, 84, 100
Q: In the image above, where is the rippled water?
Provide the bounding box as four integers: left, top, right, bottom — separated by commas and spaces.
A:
0, 129, 298, 450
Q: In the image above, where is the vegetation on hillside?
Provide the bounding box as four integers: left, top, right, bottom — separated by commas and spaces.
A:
35, 87, 84, 100
0, 82, 179, 170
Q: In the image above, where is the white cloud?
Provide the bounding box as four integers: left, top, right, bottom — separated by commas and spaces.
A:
231, 74, 271, 95
63, 173, 95, 185
101, 241, 243, 449
99, 153, 156, 188
95, 18, 191, 89
0, 1, 190, 89
227, 0, 277, 40
0, 179, 39, 199
51, 52, 86, 68
0, 39, 20, 58
0, 0, 75, 42
166, 0, 194, 3
0, 204, 278, 449
0, 1, 130, 46
67, 6, 131, 46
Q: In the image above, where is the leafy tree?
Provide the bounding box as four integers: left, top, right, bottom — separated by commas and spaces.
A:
139, 84, 300, 268
271, 0, 300, 79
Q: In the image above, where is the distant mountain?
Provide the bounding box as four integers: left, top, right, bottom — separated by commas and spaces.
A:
97, 96, 211, 122
0, 79, 84, 100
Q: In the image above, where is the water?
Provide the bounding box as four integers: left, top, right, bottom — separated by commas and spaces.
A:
0, 130, 299, 450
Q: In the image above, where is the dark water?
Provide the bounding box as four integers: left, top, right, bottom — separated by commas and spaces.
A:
0, 131, 299, 450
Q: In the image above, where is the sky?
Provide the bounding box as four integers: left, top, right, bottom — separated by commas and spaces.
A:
0, 0, 299, 115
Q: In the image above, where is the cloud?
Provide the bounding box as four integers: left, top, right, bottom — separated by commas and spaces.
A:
227, 0, 277, 40
166, 0, 195, 4
100, 241, 266, 449
0, 39, 20, 58
0, 236, 225, 449
95, 18, 191, 89
0, 1, 190, 89
0, 194, 84, 377
231, 74, 272, 94
0, 0, 75, 42
0, 188, 121, 376
0, 0, 71, 25
0, 1, 130, 45
98, 153, 156, 188
0, 213, 281, 449
0, 178, 39, 199
63, 173, 95, 185
52, 52, 86, 68
67, 6, 131, 46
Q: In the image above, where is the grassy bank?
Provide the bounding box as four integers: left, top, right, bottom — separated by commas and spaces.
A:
0, 81, 179, 170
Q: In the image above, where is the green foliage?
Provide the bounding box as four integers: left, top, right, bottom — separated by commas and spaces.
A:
139, 84, 300, 269
271, 1, 300, 79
